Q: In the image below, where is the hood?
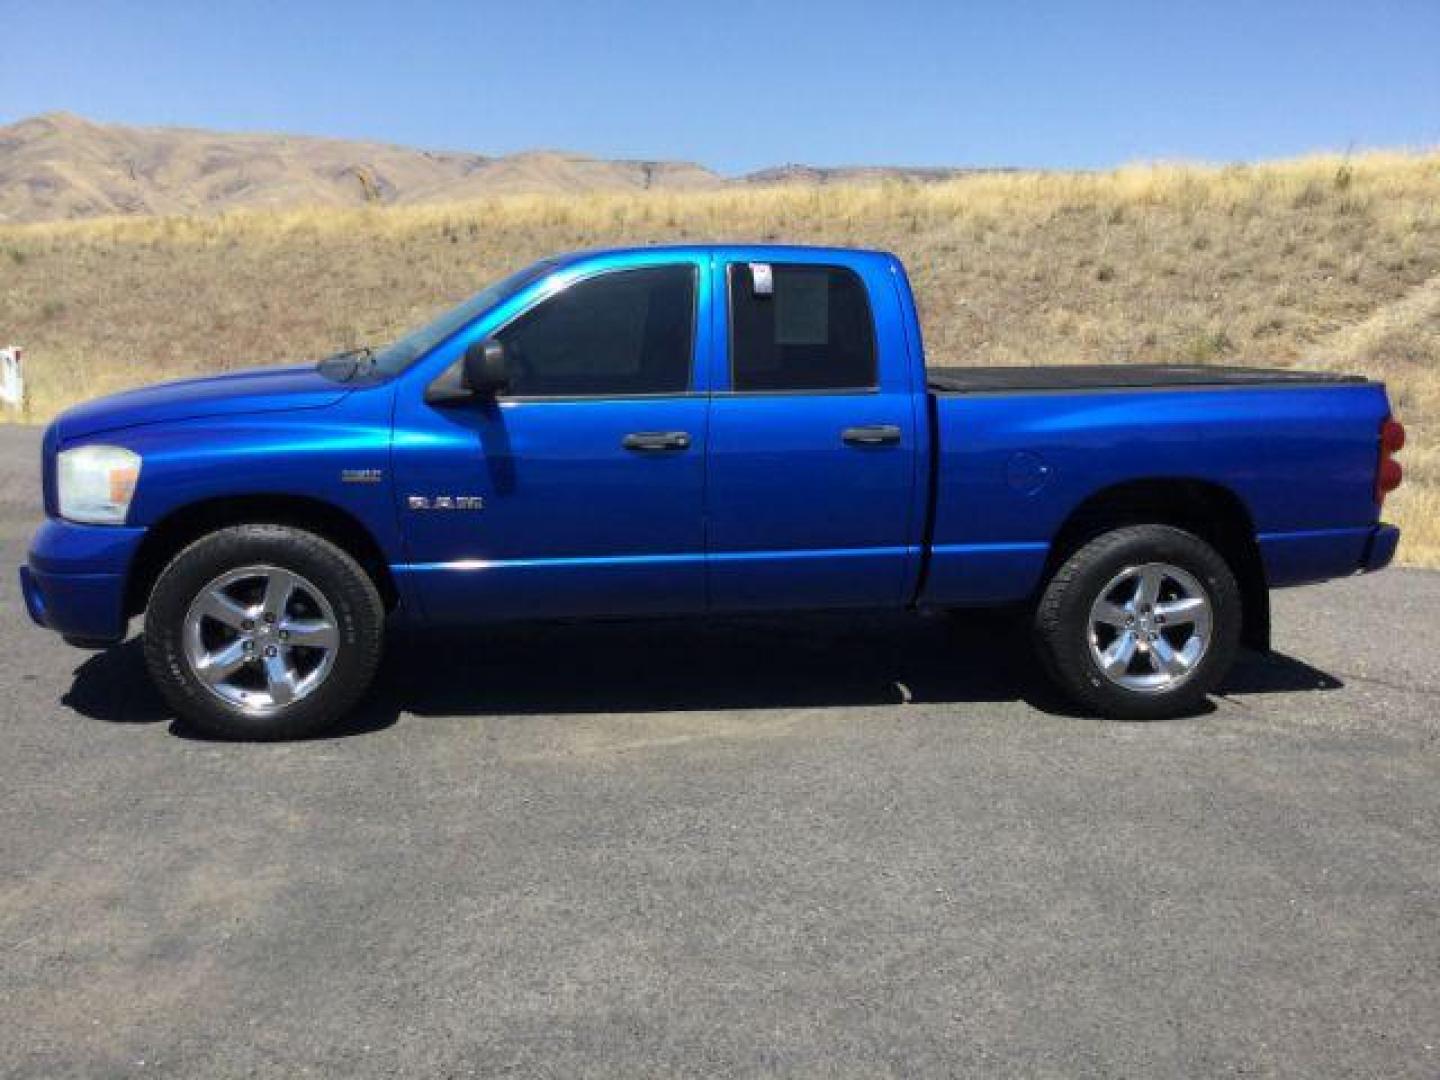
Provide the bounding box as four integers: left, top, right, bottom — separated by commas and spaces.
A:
55, 364, 353, 442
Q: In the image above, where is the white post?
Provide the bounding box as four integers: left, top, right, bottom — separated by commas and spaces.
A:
0, 346, 24, 412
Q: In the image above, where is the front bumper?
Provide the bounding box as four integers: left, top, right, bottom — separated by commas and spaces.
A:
19, 518, 147, 644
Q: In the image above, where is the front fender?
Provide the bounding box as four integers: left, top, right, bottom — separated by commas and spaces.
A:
120, 387, 401, 559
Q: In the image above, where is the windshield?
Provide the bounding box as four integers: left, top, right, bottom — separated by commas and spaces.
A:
370, 259, 558, 376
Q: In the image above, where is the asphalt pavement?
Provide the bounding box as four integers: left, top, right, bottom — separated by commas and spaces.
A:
1, 424, 1436, 1078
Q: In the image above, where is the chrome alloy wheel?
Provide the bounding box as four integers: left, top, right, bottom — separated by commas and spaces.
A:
182, 565, 340, 715
1087, 562, 1213, 693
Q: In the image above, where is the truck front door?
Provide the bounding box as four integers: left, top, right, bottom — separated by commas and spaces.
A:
392, 257, 711, 621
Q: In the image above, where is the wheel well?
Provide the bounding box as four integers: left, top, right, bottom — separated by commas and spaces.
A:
125, 495, 400, 617
1046, 479, 1270, 651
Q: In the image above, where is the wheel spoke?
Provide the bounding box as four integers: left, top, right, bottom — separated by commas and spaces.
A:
197, 590, 252, 629
1150, 636, 1190, 677
1101, 630, 1138, 676
281, 617, 338, 650
1154, 596, 1206, 624
196, 639, 248, 684
261, 569, 297, 619
1092, 601, 1131, 628
1133, 566, 1164, 609
263, 653, 297, 705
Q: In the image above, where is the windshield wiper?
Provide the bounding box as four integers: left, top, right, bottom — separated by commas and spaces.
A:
325, 345, 374, 363
316, 345, 378, 382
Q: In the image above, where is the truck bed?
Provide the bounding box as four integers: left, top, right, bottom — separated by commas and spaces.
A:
927, 364, 1368, 394
920, 366, 1391, 610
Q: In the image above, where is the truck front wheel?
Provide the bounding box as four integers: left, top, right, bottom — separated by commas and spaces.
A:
1033, 525, 1242, 720
143, 525, 385, 740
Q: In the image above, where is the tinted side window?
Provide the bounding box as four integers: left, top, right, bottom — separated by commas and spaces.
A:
497, 265, 695, 397
729, 263, 876, 391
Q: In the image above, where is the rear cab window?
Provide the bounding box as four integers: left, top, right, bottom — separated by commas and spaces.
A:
727, 263, 877, 392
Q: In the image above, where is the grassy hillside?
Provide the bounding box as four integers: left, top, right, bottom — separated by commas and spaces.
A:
2, 152, 1437, 564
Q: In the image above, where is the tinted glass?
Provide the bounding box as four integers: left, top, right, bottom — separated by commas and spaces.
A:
497, 265, 695, 397
729, 263, 876, 391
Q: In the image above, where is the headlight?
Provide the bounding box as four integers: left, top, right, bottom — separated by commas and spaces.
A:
57, 445, 142, 524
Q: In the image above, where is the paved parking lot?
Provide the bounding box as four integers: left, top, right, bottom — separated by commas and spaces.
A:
1, 425, 1436, 1077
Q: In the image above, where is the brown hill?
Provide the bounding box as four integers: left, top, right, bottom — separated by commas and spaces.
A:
0, 113, 991, 222
0, 113, 724, 221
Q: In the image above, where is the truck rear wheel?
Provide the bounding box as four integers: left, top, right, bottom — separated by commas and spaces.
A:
1033, 525, 1241, 720
143, 525, 384, 740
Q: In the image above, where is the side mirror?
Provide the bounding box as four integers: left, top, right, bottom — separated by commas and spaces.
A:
462, 338, 509, 396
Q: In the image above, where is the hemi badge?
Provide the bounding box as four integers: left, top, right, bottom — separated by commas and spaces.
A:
341, 468, 384, 484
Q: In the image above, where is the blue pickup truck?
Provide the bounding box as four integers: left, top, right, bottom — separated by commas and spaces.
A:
21, 245, 1405, 739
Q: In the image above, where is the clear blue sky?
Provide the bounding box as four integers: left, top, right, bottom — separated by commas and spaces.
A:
2, 0, 1437, 173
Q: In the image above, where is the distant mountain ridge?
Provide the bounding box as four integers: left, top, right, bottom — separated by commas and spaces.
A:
0, 113, 991, 223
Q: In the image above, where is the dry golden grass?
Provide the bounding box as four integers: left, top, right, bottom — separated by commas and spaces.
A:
2, 151, 1438, 563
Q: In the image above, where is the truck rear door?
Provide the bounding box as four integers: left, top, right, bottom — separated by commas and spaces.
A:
704, 253, 925, 611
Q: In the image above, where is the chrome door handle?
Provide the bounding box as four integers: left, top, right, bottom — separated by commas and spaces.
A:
622, 431, 692, 452
842, 425, 901, 447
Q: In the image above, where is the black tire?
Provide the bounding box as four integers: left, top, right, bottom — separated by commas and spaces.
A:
1034, 525, 1242, 720
143, 525, 384, 740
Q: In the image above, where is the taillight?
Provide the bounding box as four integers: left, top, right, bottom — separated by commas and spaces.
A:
1377, 416, 1405, 504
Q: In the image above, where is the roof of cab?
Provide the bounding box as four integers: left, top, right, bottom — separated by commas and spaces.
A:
553, 243, 898, 266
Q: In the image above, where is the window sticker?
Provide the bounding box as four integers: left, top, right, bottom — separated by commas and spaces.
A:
775, 270, 829, 345
749, 262, 773, 296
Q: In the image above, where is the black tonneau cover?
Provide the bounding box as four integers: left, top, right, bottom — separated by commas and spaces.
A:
927, 364, 1368, 394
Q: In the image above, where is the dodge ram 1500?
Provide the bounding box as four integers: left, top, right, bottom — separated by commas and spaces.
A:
21, 245, 1405, 738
